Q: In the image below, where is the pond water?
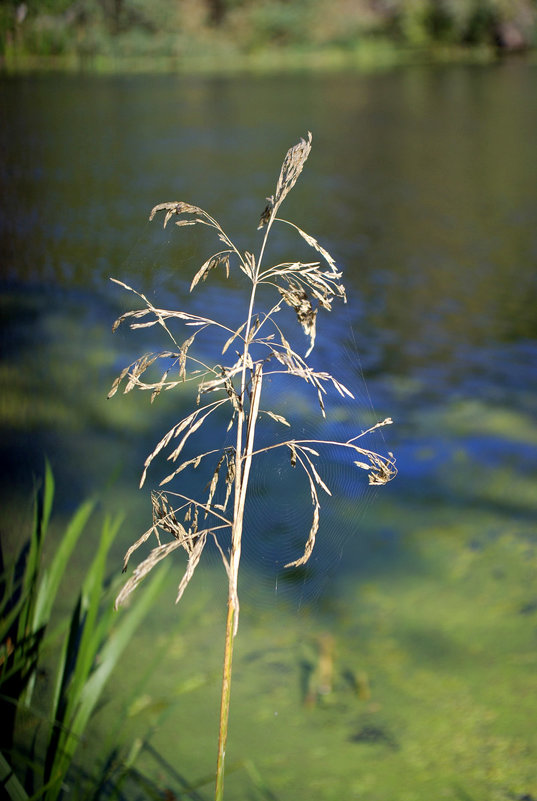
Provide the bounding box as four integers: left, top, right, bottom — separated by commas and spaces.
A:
1, 65, 537, 800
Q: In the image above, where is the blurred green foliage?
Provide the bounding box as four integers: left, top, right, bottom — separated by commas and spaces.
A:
0, 464, 173, 799
1, 0, 535, 70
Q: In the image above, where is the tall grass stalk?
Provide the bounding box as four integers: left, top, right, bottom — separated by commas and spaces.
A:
110, 133, 396, 798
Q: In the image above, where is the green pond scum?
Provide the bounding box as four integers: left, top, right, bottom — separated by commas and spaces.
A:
71, 424, 535, 800
2, 463, 535, 799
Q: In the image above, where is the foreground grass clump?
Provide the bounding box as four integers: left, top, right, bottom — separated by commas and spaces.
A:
109, 133, 396, 798
0, 464, 168, 800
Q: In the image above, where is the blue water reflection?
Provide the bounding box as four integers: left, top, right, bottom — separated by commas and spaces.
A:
2, 66, 536, 547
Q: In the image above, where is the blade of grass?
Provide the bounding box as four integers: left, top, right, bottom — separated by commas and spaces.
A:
44, 515, 121, 797
0, 751, 29, 801
16, 461, 54, 653
24, 499, 96, 707
44, 526, 168, 800
32, 499, 96, 637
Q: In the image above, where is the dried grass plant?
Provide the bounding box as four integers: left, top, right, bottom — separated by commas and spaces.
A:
109, 133, 396, 799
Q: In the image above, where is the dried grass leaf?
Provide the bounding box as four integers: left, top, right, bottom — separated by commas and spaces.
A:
149, 201, 208, 228
166, 402, 226, 464
284, 502, 319, 569
115, 538, 183, 609
222, 451, 235, 511
293, 224, 339, 275
190, 251, 232, 292
160, 449, 219, 487
296, 446, 331, 495
263, 410, 290, 427
140, 400, 226, 487
108, 364, 132, 398
120, 524, 159, 574
317, 387, 326, 417
222, 321, 247, 354
205, 453, 226, 515
176, 532, 207, 603
331, 377, 354, 399
241, 251, 256, 280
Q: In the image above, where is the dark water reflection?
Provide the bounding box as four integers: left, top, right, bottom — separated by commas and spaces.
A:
2, 67, 535, 479
2, 66, 537, 562
2, 64, 537, 798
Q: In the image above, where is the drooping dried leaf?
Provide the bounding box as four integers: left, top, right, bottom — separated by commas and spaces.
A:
222, 321, 247, 354
149, 201, 209, 228
115, 538, 184, 609
317, 387, 326, 417
297, 446, 320, 456
293, 224, 339, 275
175, 532, 208, 603
166, 402, 227, 465
120, 524, 159, 574
331, 377, 355, 399
222, 451, 236, 511
160, 449, 218, 487
263, 410, 290, 427
205, 452, 226, 515
190, 251, 232, 292
285, 502, 319, 569
140, 400, 227, 487
108, 364, 132, 399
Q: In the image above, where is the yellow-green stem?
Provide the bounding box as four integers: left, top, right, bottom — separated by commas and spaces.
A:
215, 366, 263, 800
215, 594, 236, 801
214, 216, 273, 800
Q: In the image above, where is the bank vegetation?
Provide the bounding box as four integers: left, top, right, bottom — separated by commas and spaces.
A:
2, 0, 536, 73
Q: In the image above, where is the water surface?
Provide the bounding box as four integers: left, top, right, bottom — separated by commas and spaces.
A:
1, 65, 536, 799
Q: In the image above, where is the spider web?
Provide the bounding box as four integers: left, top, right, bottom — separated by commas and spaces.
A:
112, 224, 392, 616
237, 315, 388, 614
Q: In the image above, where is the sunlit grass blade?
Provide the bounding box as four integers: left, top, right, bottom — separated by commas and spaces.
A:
44, 517, 168, 800
44, 515, 121, 797
24, 498, 96, 706
16, 461, 54, 649
78, 563, 169, 725
0, 752, 29, 801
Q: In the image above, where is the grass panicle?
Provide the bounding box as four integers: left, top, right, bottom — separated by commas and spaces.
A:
109, 133, 396, 800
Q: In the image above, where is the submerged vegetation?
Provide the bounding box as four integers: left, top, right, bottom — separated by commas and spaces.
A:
108, 133, 395, 797
2, 0, 536, 72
